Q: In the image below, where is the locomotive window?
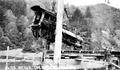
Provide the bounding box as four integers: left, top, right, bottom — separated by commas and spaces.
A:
34, 15, 41, 24
36, 15, 40, 20
33, 12, 42, 24
44, 13, 50, 20
36, 11, 42, 18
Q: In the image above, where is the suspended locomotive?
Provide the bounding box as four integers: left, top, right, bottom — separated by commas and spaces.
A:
31, 5, 83, 50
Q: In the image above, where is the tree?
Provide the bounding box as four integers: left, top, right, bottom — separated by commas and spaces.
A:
0, 6, 7, 28
0, 36, 12, 50
0, 0, 26, 17
5, 10, 17, 22
5, 22, 21, 48
16, 15, 28, 38
85, 7, 92, 18
0, 27, 3, 38
70, 8, 84, 22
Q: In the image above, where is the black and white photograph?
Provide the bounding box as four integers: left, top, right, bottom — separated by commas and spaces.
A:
0, 0, 120, 70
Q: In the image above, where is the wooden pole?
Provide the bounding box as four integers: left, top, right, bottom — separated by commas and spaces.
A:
53, 0, 64, 65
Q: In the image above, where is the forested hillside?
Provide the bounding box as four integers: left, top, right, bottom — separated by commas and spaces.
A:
0, 0, 120, 51
68, 4, 120, 50
0, 0, 34, 51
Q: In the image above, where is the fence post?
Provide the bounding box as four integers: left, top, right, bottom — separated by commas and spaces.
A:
84, 68, 88, 70
5, 46, 9, 70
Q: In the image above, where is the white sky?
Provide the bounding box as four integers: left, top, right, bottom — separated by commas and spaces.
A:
64, 0, 120, 8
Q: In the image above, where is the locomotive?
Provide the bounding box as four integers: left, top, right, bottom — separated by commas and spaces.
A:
31, 5, 83, 50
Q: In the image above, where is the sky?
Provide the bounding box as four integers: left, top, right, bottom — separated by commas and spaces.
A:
64, 0, 120, 8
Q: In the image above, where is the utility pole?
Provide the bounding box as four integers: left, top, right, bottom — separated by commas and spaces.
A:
53, 0, 64, 66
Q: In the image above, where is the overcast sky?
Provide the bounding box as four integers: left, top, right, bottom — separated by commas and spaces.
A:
64, 0, 120, 8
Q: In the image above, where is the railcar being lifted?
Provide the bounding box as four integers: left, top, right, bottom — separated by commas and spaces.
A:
31, 5, 83, 50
